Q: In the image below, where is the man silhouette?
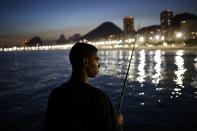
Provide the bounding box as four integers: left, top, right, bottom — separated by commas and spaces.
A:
44, 42, 123, 131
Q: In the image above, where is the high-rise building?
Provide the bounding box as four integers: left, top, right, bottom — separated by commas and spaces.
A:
123, 16, 134, 34
181, 20, 197, 39
160, 10, 173, 30
160, 10, 174, 40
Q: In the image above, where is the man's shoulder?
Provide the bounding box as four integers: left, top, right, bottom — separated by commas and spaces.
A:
49, 81, 109, 101
49, 82, 70, 96
83, 82, 106, 96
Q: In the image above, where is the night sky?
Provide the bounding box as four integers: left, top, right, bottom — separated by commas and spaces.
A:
0, 0, 197, 42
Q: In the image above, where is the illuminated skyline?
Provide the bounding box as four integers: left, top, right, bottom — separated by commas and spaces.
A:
0, 0, 197, 43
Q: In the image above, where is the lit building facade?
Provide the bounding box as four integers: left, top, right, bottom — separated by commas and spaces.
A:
160, 10, 174, 40
181, 20, 197, 39
160, 10, 173, 30
123, 16, 135, 34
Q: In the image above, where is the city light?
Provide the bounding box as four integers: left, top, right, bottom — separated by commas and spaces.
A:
176, 32, 183, 38
155, 35, 160, 40
161, 36, 165, 41
0, 44, 74, 52
139, 36, 144, 42
163, 42, 168, 46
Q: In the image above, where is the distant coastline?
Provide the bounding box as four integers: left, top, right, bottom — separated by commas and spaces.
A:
97, 45, 197, 51
0, 44, 197, 52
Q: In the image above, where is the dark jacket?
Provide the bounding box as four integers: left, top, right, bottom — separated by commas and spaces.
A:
44, 80, 122, 131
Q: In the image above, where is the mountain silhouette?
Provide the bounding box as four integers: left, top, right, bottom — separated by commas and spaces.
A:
25, 36, 43, 46
69, 33, 81, 41
82, 21, 124, 40
57, 34, 66, 44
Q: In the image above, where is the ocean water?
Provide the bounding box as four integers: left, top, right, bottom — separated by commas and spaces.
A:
0, 49, 197, 131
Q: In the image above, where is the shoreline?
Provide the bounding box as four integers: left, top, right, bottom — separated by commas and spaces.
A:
0, 44, 197, 52
98, 45, 197, 50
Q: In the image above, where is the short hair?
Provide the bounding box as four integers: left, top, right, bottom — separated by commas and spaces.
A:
69, 43, 98, 69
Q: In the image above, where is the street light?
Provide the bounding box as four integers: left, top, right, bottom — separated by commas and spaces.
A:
176, 32, 183, 38
139, 36, 144, 42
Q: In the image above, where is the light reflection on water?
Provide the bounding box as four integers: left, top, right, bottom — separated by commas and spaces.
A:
136, 50, 146, 84
98, 49, 197, 104
174, 50, 187, 88
152, 50, 163, 85
194, 57, 197, 70
99, 49, 196, 87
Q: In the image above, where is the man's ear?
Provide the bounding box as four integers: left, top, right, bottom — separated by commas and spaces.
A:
83, 57, 88, 67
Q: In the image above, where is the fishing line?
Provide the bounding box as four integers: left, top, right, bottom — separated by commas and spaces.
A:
117, 20, 141, 113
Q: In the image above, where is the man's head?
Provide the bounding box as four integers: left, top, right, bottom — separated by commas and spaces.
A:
69, 43, 100, 77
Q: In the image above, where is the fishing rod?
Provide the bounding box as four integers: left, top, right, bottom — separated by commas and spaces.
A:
117, 20, 141, 113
